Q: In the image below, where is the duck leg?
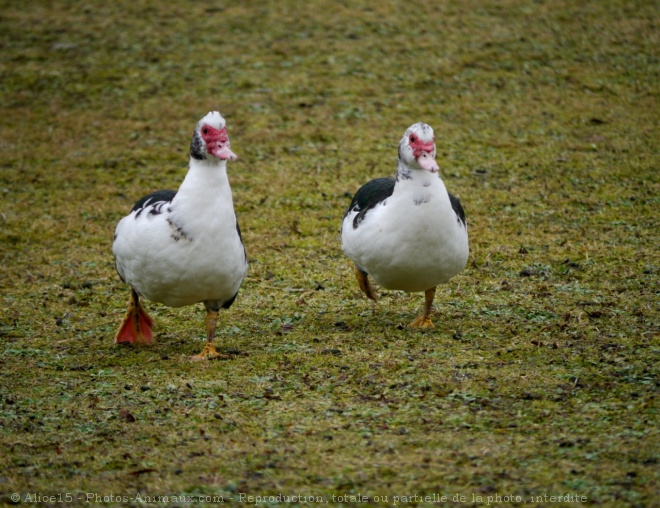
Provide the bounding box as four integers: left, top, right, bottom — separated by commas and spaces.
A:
190, 303, 230, 360
354, 264, 377, 301
115, 288, 154, 345
409, 287, 436, 328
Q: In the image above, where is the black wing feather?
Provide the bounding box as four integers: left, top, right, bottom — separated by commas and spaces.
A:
448, 192, 466, 227
236, 219, 248, 263
132, 190, 177, 213
344, 177, 396, 229
131, 190, 177, 218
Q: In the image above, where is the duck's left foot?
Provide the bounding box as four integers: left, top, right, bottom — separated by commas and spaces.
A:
409, 287, 437, 328
354, 264, 378, 301
190, 343, 230, 361
409, 315, 434, 328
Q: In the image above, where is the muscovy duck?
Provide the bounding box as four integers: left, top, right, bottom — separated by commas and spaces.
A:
113, 111, 247, 359
341, 122, 468, 328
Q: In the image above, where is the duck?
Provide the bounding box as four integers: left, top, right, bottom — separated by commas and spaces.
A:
341, 122, 468, 328
112, 111, 247, 359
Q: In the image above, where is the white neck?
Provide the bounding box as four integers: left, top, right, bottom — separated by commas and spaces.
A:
168, 158, 235, 235
177, 158, 228, 192
395, 163, 441, 187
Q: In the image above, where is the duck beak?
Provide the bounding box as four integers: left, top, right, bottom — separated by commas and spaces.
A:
211, 144, 238, 161
417, 151, 439, 173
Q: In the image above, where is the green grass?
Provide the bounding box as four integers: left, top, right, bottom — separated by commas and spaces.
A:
1, 0, 658, 506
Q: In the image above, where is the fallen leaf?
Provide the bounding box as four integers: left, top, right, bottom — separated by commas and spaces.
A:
119, 409, 136, 423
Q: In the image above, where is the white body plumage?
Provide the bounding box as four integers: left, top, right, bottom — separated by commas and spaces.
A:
342, 169, 468, 293
113, 163, 246, 308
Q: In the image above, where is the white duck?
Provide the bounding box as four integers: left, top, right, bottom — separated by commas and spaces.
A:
341, 122, 468, 328
113, 111, 247, 359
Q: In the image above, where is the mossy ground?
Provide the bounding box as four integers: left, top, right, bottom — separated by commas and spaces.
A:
1, 1, 658, 506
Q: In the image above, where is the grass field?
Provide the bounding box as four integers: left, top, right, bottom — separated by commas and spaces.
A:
1, 0, 658, 506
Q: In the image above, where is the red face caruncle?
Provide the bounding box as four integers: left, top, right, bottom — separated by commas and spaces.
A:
201, 124, 228, 144
409, 133, 435, 158
201, 124, 237, 161
408, 132, 438, 172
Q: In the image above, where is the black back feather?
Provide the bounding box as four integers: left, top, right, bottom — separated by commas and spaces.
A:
131, 190, 177, 215
344, 177, 396, 229
235, 220, 248, 263
448, 192, 467, 226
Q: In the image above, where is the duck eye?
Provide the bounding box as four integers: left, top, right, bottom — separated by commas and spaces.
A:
410, 135, 416, 143
202, 127, 209, 135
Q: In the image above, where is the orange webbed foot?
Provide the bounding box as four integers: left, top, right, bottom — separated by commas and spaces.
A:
408, 287, 437, 329
409, 315, 434, 328
354, 265, 377, 301
115, 289, 154, 345
189, 343, 230, 361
